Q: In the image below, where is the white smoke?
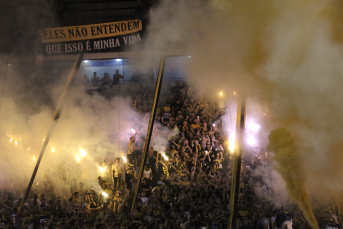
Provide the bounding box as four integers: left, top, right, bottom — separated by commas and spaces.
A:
134, 0, 343, 206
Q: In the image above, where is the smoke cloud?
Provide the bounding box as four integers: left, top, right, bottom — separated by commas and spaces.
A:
151, 123, 178, 153
133, 0, 343, 223
0, 62, 145, 196
267, 128, 318, 229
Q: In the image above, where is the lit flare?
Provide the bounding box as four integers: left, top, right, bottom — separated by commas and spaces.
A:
102, 192, 108, 198
80, 149, 86, 157
247, 121, 261, 133
99, 166, 106, 173
247, 136, 257, 146
162, 153, 169, 161
229, 132, 235, 153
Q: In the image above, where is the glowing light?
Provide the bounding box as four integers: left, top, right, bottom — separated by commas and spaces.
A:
28, 147, 30, 151
234, 91, 236, 95
247, 136, 257, 146
10, 138, 13, 143
43, 138, 45, 142
229, 132, 236, 153
263, 113, 266, 116
37, 181, 39, 186
80, 149, 86, 157
162, 153, 169, 161
247, 122, 261, 133
188, 56, 191, 58
205, 150, 208, 154
116, 59, 122, 62
219, 91, 223, 97
15, 141, 17, 145
33, 156, 36, 162
83, 60, 89, 63
130, 128, 135, 134
52, 148, 54, 152
75, 155, 80, 162
102, 192, 108, 198
213, 123, 216, 127
99, 166, 106, 173
122, 156, 127, 163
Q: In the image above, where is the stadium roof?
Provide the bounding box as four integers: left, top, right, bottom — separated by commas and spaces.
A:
0, 0, 157, 56
47, 0, 158, 26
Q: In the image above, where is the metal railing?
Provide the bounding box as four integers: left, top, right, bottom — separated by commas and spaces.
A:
84, 77, 186, 91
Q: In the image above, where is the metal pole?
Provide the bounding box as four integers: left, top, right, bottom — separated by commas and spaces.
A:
229, 96, 246, 229
131, 56, 166, 214
17, 53, 84, 214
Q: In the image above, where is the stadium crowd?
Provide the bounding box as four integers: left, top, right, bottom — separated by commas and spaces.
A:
0, 80, 341, 229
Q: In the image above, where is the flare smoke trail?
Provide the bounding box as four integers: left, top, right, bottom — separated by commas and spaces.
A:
150, 123, 179, 153
267, 128, 318, 229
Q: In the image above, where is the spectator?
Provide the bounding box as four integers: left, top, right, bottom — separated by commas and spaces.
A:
82, 74, 90, 86
111, 158, 123, 191
101, 72, 112, 86
127, 133, 137, 165
275, 213, 293, 229
91, 72, 101, 86
112, 69, 124, 85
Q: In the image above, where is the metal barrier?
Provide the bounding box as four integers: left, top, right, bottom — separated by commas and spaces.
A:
85, 77, 186, 91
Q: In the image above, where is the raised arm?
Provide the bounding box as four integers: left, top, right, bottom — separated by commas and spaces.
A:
143, 91, 148, 98
171, 140, 181, 149
161, 117, 168, 124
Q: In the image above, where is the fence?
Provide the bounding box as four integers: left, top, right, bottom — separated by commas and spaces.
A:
85, 77, 186, 91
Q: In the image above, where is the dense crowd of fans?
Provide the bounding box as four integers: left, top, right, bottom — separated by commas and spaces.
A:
0, 79, 341, 229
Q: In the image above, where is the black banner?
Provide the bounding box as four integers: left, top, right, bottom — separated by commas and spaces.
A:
42, 32, 142, 55
40, 20, 142, 55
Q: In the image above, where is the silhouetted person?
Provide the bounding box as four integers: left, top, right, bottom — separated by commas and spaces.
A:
91, 72, 101, 86
276, 213, 292, 229
112, 69, 124, 85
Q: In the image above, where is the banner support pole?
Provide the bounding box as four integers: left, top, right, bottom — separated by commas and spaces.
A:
16, 53, 84, 215
229, 96, 246, 229
131, 56, 166, 214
